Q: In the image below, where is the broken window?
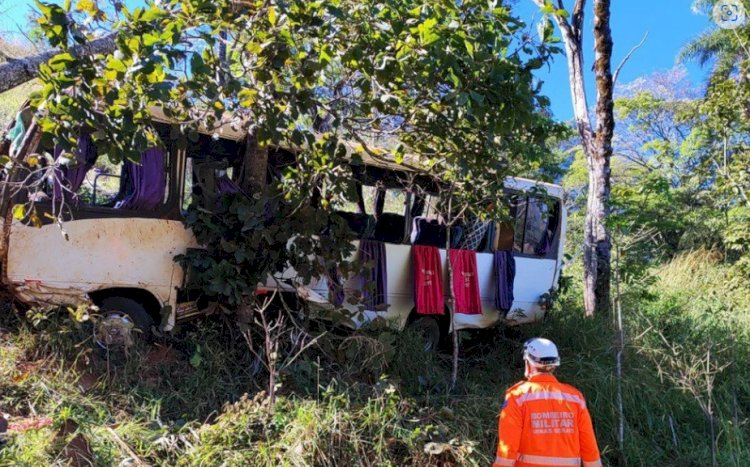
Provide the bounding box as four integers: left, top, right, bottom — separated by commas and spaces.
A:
181, 135, 244, 212
40, 133, 169, 213
512, 194, 560, 258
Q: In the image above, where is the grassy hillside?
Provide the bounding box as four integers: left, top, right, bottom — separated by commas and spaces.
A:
0, 250, 747, 466
0, 82, 39, 128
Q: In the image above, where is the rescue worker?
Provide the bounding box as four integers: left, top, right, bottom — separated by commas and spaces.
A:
494, 338, 602, 467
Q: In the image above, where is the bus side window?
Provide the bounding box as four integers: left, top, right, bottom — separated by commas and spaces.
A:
181, 156, 194, 211
181, 155, 242, 212
45, 143, 168, 211
512, 195, 559, 257
89, 162, 125, 207
330, 178, 372, 238
522, 197, 549, 255
495, 219, 515, 251
38, 136, 119, 207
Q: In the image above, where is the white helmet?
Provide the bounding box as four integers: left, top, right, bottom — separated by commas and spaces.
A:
523, 338, 560, 369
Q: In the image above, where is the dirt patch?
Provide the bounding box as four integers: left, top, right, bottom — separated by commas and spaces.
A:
140, 344, 186, 387
145, 344, 182, 366
58, 419, 94, 466
76, 371, 100, 393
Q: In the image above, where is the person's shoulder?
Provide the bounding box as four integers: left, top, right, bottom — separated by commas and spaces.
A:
505, 379, 530, 396
555, 380, 588, 400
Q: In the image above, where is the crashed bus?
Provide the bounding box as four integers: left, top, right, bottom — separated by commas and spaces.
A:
0, 107, 566, 348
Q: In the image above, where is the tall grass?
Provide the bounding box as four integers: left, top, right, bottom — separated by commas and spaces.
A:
0, 250, 748, 465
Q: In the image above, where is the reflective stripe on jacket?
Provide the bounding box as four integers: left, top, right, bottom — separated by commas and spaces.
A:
493, 373, 602, 467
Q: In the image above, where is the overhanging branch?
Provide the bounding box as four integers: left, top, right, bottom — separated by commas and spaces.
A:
0, 33, 116, 94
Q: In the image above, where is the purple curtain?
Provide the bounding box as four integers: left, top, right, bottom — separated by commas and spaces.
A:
217, 175, 241, 195
327, 266, 345, 307
52, 132, 97, 203
118, 148, 166, 210
494, 250, 515, 312
358, 239, 387, 310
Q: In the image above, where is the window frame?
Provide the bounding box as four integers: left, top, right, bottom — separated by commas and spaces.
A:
506, 190, 561, 260
25, 142, 182, 223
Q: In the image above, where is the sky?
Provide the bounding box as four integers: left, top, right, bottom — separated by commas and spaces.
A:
1, 0, 719, 121
512, 0, 716, 119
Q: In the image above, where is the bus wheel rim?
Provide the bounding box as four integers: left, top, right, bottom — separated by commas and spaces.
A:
94, 312, 135, 349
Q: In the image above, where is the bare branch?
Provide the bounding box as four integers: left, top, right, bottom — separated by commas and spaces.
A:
613, 32, 649, 85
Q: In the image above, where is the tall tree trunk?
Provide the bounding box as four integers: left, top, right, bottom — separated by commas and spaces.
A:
241, 134, 268, 193
588, 0, 614, 316
531, 0, 614, 316
0, 33, 116, 94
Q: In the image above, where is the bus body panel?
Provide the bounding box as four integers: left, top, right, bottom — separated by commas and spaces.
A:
2, 166, 565, 335
6, 217, 197, 329
307, 241, 560, 331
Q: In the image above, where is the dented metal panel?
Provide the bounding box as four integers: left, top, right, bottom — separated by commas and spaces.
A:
5, 217, 198, 325
12, 280, 91, 305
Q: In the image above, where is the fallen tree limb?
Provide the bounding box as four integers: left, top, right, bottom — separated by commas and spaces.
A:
0, 33, 116, 94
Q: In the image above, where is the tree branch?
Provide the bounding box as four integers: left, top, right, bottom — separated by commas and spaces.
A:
613, 32, 648, 86
0, 33, 116, 94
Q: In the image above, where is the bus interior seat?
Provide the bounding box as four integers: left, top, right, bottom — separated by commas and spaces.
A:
334, 211, 374, 238
410, 216, 447, 248
371, 213, 406, 243
450, 224, 464, 249
475, 221, 497, 253
495, 220, 515, 251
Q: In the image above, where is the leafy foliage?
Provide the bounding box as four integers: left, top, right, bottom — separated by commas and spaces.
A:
178, 188, 355, 306
31, 0, 563, 308
681, 0, 750, 80
561, 67, 750, 284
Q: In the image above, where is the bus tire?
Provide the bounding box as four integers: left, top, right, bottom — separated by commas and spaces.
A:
407, 316, 442, 352
94, 297, 154, 349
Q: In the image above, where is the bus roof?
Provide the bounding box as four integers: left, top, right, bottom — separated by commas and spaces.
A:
148, 107, 564, 199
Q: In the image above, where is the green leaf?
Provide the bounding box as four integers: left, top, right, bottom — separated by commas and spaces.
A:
48, 52, 75, 71
319, 45, 333, 65
141, 6, 162, 22
107, 58, 127, 73
464, 40, 474, 58
268, 5, 277, 26
469, 91, 484, 103
143, 33, 160, 47
239, 88, 258, 108
190, 53, 208, 75
190, 346, 203, 368
417, 17, 440, 46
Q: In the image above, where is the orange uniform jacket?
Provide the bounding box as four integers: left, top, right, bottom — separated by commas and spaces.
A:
494, 373, 602, 467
